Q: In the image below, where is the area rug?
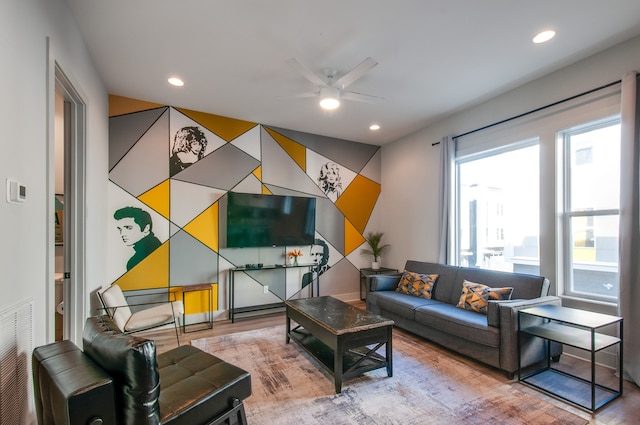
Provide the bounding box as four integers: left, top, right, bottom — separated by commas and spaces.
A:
191, 326, 587, 425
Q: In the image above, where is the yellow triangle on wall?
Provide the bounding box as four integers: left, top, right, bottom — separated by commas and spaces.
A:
344, 219, 366, 256
180, 284, 219, 314
115, 243, 169, 291
176, 107, 258, 142
335, 175, 381, 234
138, 180, 170, 220
262, 185, 272, 195
252, 166, 262, 181
264, 128, 306, 171
109, 94, 165, 117
183, 202, 219, 252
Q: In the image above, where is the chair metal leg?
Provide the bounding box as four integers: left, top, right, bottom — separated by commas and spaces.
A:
173, 319, 181, 346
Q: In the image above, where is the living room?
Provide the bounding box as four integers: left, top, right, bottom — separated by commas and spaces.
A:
3, 1, 640, 424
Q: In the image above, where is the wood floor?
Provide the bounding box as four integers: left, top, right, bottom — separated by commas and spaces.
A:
142, 301, 640, 424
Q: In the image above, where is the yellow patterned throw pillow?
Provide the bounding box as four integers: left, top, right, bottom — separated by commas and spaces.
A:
395, 271, 439, 299
456, 280, 513, 314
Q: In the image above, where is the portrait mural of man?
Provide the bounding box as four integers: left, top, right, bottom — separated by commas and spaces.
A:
318, 162, 343, 202
114, 206, 162, 270
302, 238, 331, 289
170, 126, 208, 176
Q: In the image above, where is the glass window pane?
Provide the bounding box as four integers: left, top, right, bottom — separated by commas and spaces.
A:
569, 124, 620, 211
569, 214, 619, 298
457, 144, 539, 274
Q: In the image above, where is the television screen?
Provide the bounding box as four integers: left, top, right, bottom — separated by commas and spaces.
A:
225, 192, 316, 248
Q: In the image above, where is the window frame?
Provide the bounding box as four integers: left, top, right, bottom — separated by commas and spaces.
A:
560, 116, 621, 302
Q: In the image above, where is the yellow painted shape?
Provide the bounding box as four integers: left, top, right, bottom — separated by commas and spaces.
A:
253, 165, 262, 181
264, 128, 306, 171
138, 180, 170, 220
109, 94, 165, 117
344, 219, 366, 256
183, 202, 219, 252
335, 175, 381, 234
115, 243, 169, 291
178, 284, 219, 314
262, 185, 272, 195
176, 107, 257, 142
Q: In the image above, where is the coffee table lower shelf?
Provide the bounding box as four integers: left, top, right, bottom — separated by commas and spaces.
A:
288, 327, 390, 392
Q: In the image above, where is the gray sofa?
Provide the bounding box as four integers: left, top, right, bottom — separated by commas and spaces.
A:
366, 260, 562, 377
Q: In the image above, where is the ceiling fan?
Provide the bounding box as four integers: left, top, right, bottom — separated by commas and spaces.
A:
286, 57, 383, 110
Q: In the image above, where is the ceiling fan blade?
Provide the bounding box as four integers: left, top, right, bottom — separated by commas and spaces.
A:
278, 91, 319, 100
333, 57, 378, 90
286, 57, 328, 88
341, 90, 384, 104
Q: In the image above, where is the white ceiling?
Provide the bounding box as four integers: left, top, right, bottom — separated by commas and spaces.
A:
65, 0, 640, 145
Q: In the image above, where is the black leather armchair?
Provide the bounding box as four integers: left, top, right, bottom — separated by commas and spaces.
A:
32, 315, 251, 425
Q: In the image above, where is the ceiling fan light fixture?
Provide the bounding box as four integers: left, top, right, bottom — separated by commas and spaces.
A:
319, 87, 340, 110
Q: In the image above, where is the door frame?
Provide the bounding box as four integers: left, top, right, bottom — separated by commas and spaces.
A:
49, 49, 87, 345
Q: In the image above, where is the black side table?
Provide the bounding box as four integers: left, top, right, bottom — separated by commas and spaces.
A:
359, 267, 398, 300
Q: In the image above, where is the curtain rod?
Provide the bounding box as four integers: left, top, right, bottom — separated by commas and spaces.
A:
431, 79, 620, 146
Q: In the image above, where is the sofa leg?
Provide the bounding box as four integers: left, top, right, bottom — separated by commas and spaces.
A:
206, 398, 248, 425
505, 371, 515, 380
552, 354, 561, 362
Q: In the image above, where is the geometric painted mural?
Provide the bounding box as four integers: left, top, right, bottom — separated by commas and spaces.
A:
108, 95, 382, 316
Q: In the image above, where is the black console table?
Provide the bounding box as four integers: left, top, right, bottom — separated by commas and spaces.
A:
518, 305, 622, 412
228, 263, 316, 322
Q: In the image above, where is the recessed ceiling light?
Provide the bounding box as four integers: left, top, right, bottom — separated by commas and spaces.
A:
168, 77, 184, 87
533, 30, 556, 44
369, 124, 380, 131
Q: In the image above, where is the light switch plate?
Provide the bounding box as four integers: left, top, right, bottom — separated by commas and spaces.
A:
6, 179, 26, 204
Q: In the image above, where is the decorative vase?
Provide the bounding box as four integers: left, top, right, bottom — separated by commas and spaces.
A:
292, 257, 298, 266
372, 261, 380, 270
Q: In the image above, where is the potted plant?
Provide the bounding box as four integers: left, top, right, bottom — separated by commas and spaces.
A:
361, 232, 390, 269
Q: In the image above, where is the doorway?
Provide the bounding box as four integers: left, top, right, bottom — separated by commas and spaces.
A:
52, 63, 86, 345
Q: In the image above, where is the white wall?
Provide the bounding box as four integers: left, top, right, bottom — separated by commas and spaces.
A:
0, 0, 108, 350
381, 35, 640, 274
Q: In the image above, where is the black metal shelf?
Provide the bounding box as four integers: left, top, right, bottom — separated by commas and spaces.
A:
518, 305, 623, 412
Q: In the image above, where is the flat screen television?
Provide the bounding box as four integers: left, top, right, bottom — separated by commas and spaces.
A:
224, 192, 316, 248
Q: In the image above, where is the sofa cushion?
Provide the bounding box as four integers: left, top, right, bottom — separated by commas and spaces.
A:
367, 291, 437, 320
414, 303, 500, 347
403, 261, 461, 303
455, 267, 547, 302
396, 271, 438, 299
456, 280, 513, 314
82, 316, 160, 425
158, 345, 252, 425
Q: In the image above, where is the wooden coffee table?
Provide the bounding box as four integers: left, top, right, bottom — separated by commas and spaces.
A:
285, 296, 394, 393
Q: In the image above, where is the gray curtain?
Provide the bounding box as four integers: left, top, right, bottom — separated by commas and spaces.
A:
438, 136, 454, 264
618, 71, 640, 384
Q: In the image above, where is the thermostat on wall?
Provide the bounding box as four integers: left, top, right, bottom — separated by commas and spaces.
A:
6, 179, 26, 204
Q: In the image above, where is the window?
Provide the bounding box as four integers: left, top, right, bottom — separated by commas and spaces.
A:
456, 143, 540, 274
561, 118, 620, 300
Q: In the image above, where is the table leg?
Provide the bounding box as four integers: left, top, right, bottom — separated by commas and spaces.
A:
335, 336, 343, 393
386, 325, 393, 377
285, 314, 290, 344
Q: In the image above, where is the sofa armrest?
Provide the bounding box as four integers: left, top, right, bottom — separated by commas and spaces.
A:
492, 296, 562, 373
369, 273, 402, 292
32, 340, 117, 425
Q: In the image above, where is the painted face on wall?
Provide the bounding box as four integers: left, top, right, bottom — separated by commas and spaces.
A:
310, 245, 325, 265
325, 166, 339, 183
189, 140, 203, 156
116, 217, 149, 246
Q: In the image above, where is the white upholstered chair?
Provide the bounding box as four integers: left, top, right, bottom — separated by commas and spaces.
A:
97, 284, 184, 344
